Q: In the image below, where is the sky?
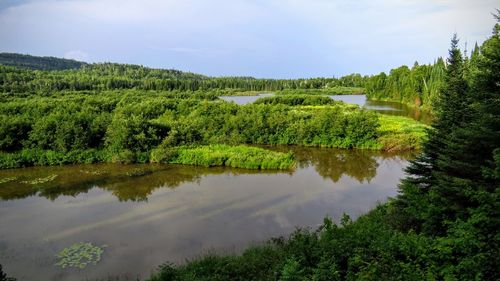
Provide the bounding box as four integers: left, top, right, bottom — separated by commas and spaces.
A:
0, 0, 497, 78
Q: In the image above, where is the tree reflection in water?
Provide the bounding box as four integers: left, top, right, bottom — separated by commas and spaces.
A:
0, 147, 414, 201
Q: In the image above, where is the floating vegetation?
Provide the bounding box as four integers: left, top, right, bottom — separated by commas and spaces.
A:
20, 174, 58, 185
80, 169, 107, 175
126, 168, 152, 177
55, 242, 107, 269
0, 176, 17, 184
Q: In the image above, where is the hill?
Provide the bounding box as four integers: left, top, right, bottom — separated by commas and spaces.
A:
0, 52, 87, 70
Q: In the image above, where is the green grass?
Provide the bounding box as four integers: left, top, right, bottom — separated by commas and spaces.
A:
151, 145, 295, 170
376, 115, 429, 151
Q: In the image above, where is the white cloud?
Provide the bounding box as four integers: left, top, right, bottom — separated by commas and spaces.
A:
64, 50, 89, 61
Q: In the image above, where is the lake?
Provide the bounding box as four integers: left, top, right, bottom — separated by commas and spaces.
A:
221, 94, 433, 124
0, 146, 413, 280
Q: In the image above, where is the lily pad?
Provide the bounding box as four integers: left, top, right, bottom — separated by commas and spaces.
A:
55, 242, 107, 269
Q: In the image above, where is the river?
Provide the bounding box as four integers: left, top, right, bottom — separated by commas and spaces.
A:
0, 147, 413, 280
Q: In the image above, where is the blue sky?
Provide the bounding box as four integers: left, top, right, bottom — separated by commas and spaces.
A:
0, 0, 497, 78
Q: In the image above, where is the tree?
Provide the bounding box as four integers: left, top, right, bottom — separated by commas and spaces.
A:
392, 16, 500, 279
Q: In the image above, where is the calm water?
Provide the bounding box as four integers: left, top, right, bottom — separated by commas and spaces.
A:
219, 93, 273, 105
220, 94, 432, 124
329, 95, 433, 124
0, 147, 414, 280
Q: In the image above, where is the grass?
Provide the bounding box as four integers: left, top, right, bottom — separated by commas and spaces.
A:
152, 145, 296, 170
376, 115, 429, 151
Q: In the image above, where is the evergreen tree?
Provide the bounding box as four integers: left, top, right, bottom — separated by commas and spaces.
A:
392, 15, 500, 279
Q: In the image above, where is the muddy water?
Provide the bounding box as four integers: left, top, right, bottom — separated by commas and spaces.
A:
0, 147, 414, 280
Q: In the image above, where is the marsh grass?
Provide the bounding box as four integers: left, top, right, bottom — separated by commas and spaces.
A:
154, 145, 296, 170
377, 115, 429, 151
20, 174, 58, 185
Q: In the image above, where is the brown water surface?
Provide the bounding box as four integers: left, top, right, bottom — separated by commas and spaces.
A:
0, 146, 414, 280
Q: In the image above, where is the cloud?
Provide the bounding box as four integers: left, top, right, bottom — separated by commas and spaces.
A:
64, 50, 89, 61
0, 0, 497, 78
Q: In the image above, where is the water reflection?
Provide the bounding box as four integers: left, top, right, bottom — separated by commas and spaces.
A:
219, 93, 273, 105
220, 94, 433, 124
329, 95, 433, 124
0, 147, 410, 202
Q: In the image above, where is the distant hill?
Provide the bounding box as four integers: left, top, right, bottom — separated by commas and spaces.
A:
0, 53, 87, 71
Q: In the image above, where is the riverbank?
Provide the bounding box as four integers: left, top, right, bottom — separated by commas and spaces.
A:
0, 104, 427, 169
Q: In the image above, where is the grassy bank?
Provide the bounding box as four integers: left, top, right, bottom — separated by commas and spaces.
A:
377, 115, 429, 151
152, 145, 295, 170
0, 145, 295, 170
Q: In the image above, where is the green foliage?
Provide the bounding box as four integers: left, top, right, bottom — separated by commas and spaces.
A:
166, 145, 295, 170
0, 55, 366, 94
377, 115, 429, 151
392, 22, 500, 280
365, 57, 446, 111
1, 91, 417, 169
55, 242, 106, 269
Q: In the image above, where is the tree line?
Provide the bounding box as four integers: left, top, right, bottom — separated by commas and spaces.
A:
0, 60, 367, 94
365, 42, 482, 111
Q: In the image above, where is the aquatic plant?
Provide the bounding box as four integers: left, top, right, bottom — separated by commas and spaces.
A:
0, 177, 17, 184
80, 169, 107, 175
126, 168, 152, 177
20, 174, 58, 185
55, 242, 106, 269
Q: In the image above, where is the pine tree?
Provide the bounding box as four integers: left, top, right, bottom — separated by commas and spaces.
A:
392, 14, 500, 279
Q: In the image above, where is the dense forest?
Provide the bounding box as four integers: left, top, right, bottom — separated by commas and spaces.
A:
364, 43, 484, 111
0, 53, 87, 71
0, 55, 366, 93
137, 16, 498, 281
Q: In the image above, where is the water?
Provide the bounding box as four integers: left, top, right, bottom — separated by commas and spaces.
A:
329, 95, 433, 124
0, 147, 414, 280
220, 94, 432, 124
219, 93, 273, 105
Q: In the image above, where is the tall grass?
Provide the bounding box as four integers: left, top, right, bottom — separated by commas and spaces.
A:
152, 145, 295, 170
377, 115, 429, 151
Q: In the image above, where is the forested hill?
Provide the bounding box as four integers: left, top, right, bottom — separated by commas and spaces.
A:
0, 53, 366, 93
0, 53, 88, 70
